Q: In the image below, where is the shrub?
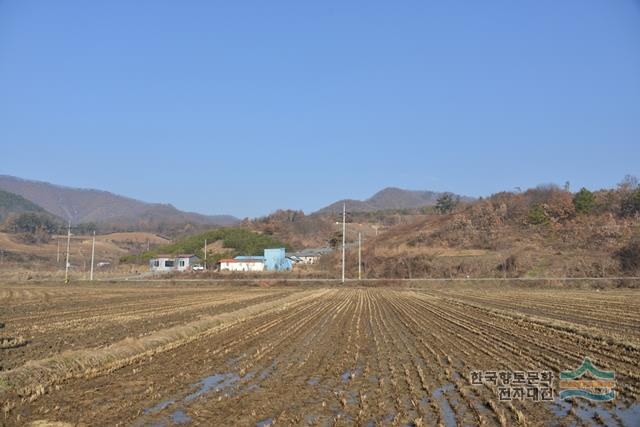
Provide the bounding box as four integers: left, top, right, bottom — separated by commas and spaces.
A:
528, 205, 549, 225
544, 191, 575, 220
435, 193, 459, 214
615, 238, 640, 273
497, 255, 518, 273
573, 188, 596, 214
328, 231, 343, 249
620, 188, 640, 217
523, 185, 574, 221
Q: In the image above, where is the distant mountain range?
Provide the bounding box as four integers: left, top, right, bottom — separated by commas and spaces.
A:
0, 176, 473, 232
0, 175, 239, 227
315, 187, 473, 214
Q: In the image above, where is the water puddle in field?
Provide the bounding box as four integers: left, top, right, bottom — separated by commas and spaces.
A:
307, 377, 320, 385
615, 403, 640, 426
185, 372, 241, 401
548, 399, 640, 426
144, 399, 175, 414
257, 361, 277, 381
432, 383, 456, 427
139, 362, 287, 425
450, 395, 468, 422
170, 410, 192, 424
341, 366, 362, 382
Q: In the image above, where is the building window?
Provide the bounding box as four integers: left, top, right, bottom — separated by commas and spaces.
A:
180, 260, 185, 267
165, 260, 174, 267
153, 260, 159, 267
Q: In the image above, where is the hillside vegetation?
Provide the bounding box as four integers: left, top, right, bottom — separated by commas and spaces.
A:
0, 189, 48, 221
243, 206, 449, 250
121, 227, 289, 264
242, 210, 336, 248
332, 179, 640, 279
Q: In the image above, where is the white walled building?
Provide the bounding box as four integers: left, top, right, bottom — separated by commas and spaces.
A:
218, 258, 265, 272
175, 254, 200, 271
150, 255, 176, 272
150, 254, 200, 272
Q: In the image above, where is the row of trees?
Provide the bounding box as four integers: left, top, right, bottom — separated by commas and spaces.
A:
572, 176, 640, 217
432, 176, 640, 224
0, 213, 98, 244
526, 182, 640, 225
1, 213, 61, 243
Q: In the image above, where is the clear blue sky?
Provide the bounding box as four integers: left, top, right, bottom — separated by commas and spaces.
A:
1, 1, 639, 218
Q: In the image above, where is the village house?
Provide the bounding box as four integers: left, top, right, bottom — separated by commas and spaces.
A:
149, 254, 200, 272
217, 248, 292, 272
287, 247, 333, 265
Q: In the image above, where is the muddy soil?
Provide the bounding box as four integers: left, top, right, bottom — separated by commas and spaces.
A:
1, 282, 638, 426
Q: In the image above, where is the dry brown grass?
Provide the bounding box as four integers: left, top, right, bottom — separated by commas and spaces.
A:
1, 285, 638, 425
98, 232, 168, 244
27, 421, 74, 427
0, 336, 28, 349
0, 289, 329, 400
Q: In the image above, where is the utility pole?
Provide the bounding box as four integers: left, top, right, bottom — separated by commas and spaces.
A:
90, 230, 96, 281
204, 239, 207, 270
64, 222, 71, 284
358, 232, 362, 280
342, 203, 346, 284
56, 238, 60, 264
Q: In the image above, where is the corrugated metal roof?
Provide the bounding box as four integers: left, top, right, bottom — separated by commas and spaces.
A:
287, 247, 333, 257
151, 254, 198, 259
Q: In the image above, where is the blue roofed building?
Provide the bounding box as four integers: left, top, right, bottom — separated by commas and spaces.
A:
234, 255, 266, 262
263, 248, 292, 271
231, 249, 291, 271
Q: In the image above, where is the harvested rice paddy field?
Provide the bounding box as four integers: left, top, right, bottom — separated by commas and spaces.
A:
1, 281, 639, 426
